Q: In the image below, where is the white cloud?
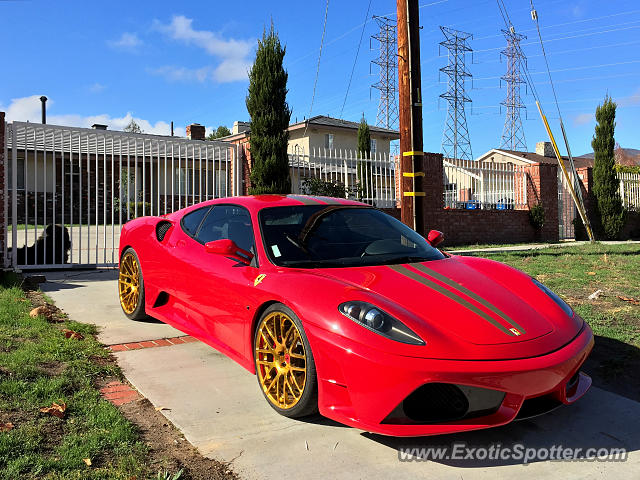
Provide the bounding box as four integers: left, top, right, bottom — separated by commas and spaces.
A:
108, 32, 142, 50
3, 95, 182, 136
619, 87, 640, 107
573, 113, 594, 126
213, 58, 252, 83
152, 15, 253, 83
89, 82, 106, 93
148, 65, 212, 83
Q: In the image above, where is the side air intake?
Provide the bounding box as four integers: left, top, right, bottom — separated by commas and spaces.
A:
156, 221, 173, 242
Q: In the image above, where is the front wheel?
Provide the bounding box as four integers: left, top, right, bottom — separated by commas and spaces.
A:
118, 248, 147, 320
254, 304, 318, 418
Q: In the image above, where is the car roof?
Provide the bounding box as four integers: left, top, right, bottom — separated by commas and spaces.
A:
183, 195, 370, 212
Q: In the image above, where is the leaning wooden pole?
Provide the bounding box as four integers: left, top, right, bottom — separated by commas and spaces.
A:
397, 0, 425, 233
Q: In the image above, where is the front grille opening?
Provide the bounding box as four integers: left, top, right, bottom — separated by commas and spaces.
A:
383, 383, 505, 425
156, 221, 172, 242
515, 393, 562, 420
403, 383, 469, 423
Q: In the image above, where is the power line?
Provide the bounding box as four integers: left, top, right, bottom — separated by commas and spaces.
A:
474, 21, 640, 54
304, 0, 330, 137
474, 7, 640, 41
340, 0, 372, 119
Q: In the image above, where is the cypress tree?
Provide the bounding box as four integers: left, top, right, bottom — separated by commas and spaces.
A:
246, 24, 291, 194
357, 116, 371, 157
356, 116, 372, 200
591, 95, 625, 239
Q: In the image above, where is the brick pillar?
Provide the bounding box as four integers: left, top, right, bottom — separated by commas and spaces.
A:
0, 112, 5, 267
418, 152, 444, 236
525, 162, 559, 242
240, 141, 252, 195
575, 166, 595, 240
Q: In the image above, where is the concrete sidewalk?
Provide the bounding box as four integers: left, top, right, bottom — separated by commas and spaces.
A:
41, 270, 640, 480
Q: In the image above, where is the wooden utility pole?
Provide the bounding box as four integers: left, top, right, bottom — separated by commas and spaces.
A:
397, 0, 425, 233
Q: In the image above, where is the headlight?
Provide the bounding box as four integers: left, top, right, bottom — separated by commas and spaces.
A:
532, 278, 573, 317
338, 301, 425, 345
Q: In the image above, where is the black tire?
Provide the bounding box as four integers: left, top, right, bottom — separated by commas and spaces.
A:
254, 303, 319, 418
118, 247, 147, 321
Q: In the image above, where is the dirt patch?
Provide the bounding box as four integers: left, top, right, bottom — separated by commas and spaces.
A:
117, 396, 238, 480
38, 361, 67, 377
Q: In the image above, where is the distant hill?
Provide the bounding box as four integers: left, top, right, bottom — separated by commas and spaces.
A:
579, 148, 640, 166
579, 148, 640, 159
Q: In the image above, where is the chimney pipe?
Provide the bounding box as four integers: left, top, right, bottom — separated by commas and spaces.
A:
171, 121, 174, 136
40, 96, 48, 124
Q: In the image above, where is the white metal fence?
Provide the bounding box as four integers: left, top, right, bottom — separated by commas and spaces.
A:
4, 121, 238, 269
288, 147, 397, 208
442, 159, 527, 210
618, 171, 640, 211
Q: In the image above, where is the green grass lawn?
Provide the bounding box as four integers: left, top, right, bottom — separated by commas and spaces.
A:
0, 275, 149, 479
447, 241, 561, 251
472, 243, 640, 400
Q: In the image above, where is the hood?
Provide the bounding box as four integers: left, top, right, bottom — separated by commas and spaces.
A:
306, 256, 579, 348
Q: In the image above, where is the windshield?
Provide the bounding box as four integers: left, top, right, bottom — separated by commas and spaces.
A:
259, 205, 446, 268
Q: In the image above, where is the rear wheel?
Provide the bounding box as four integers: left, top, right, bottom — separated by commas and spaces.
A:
254, 304, 318, 418
118, 248, 146, 320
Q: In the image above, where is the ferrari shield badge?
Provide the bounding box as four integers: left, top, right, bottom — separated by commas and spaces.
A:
254, 274, 266, 287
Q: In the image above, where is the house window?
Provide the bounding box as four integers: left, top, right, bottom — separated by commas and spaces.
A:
324, 133, 334, 150
176, 167, 224, 197
371, 139, 377, 154
7, 156, 25, 190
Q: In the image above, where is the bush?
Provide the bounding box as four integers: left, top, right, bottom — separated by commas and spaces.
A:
301, 177, 363, 199
529, 203, 545, 231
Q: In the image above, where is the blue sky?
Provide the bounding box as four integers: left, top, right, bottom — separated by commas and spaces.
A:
1, 0, 639, 156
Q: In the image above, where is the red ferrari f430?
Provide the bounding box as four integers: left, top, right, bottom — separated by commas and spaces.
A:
118, 195, 593, 436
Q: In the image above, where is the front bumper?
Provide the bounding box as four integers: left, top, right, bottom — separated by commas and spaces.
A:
308, 322, 594, 437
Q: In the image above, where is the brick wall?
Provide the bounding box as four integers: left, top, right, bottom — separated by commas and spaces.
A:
384, 152, 559, 246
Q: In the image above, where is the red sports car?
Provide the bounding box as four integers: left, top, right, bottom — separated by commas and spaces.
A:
118, 195, 593, 436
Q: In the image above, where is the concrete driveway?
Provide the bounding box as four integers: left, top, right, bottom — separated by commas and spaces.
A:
42, 270, 640, 480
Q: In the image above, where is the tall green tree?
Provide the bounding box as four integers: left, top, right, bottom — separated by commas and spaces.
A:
356, 116, 372, 200
123, 119, 143, 134
357, 116, 371, 157
206, 125, 231, 140
246, 24, 291, 194
592, 95, 625, 239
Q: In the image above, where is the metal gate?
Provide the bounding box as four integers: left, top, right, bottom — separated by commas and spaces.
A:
557, 167, 577, 240
4, 121, 239, 269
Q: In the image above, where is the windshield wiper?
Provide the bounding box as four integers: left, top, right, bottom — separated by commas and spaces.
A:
379, 255, 430, 265
282, 258, 352, 268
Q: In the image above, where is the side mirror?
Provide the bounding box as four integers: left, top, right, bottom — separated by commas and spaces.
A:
205, 239, 254, 264
427, 230, 444, 248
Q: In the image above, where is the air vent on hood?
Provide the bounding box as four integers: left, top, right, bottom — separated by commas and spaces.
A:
156, 221, 172, 242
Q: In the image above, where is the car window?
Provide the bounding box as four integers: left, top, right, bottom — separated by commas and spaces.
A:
196, 205, 255, 253
181, 207, 210, 237
259, 205, 445, 268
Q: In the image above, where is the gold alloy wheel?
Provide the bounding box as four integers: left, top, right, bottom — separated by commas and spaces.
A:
255, 311, 307, 409
119, 252, 140, 315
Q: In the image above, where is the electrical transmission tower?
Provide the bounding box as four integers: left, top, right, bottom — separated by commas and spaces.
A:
439, 26, 473, 161
371, 16, 399, 131
500, 28, 527, 151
